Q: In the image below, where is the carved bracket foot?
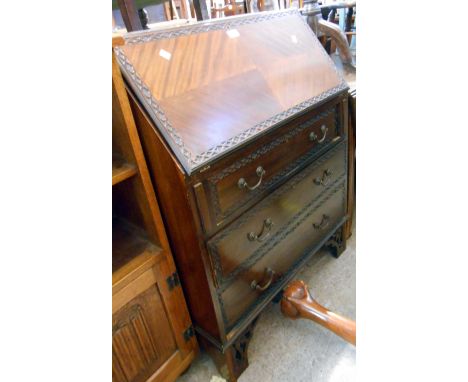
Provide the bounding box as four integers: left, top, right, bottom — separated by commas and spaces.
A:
324, 226, 346, 258
229, 317, 258, 378
200, 318, 259, 382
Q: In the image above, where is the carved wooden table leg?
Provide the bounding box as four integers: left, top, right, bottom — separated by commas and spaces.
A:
281, 280, 356, 346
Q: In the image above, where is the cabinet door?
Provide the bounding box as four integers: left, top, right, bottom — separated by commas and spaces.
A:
112, 258, 197, 382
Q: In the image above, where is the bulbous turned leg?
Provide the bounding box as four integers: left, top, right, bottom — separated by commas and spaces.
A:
281, 280, 356, 346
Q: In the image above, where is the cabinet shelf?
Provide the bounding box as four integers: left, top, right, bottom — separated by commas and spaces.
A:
113, 217, 163, 289
112, 156, 138, 186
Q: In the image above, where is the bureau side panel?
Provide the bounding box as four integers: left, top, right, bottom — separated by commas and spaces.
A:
129, 93, 223, 341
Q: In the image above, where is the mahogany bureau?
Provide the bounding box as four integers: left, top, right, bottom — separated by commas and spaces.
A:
115, 9, 350, 381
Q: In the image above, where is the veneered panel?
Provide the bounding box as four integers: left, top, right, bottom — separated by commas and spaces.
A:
116, 10, 347, 173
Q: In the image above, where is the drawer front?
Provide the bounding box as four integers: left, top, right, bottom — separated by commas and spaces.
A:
207, 140, 347, 285
195, 99, 345, 234
218, 182, 347, 328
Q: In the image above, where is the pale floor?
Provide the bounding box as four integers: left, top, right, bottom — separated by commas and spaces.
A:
177, 219, 356, 382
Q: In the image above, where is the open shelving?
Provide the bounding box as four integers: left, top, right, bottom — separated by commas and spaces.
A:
112, 154, 137, 186
112, 36, 197, 382
112, 216, 163, 289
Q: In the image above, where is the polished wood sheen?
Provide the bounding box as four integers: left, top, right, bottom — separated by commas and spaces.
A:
122, 17, 339, 144
220, 182, 346, 326
281, 280, 356, 345
112, 37, 198, 382
208, 142, 346, 283
118, 11, 350, 381
115, 9, 347, 173
194, 101, 344, 233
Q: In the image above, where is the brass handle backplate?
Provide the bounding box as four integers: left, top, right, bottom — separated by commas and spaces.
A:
314, 169, 332, 186
309, 131, 318, 141
247, 218, 273, 242
238, 166, 266, 191
251, 267, 275, 291
309, 124, 328, 143
313, 214, 330, 230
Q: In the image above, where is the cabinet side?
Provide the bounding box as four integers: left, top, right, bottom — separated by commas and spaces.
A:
128, 91, 224, 341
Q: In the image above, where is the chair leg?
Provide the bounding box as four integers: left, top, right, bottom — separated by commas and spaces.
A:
281, 280, 356, 345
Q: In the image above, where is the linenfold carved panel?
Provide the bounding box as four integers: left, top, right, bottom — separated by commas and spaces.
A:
112, 286, 177, 382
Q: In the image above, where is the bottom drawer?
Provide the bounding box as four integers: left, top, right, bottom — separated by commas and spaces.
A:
219, 181, 346, 328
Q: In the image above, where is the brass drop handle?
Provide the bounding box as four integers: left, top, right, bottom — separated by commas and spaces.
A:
247, 218, 273, 242
318, 124, 328, 143
314, 169, 332, 186
238, 166, 266, 191
309, 124, 329, 144
313, 214, 330, 230
251, 267, 275, 291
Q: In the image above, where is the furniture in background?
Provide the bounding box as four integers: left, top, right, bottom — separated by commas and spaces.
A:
241, 0, 355, 68
114, 0, 196, 32
319, 1, 356, 60
304, 0, 356, 238
210, 0, 247, 18
112, 36, 198, 382
301, 0, 355, 66
327, 40, 355, 239
115, 10, 350, 381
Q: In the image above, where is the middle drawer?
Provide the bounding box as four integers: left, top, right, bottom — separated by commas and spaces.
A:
207, 140, 347, 285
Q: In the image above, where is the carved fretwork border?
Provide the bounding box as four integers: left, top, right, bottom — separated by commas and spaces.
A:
217, 180, 347, 329
208, 140, 347, 288
207, 104, 342, 223
114, 9, 348, 174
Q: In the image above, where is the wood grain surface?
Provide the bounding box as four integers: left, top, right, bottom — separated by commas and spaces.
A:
221, 182, 346, 327
113, 35, 199, 382
118, 13, 350, 380
208, 142, 347, 281
194, 100, 343, 234
118, 11, 343, 168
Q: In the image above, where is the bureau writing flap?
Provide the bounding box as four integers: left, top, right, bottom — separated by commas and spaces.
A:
115, 9, 347, 174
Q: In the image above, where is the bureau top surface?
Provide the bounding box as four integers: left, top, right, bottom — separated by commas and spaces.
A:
115, 9, 347, 174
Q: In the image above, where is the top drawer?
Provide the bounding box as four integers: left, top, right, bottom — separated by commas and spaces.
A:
193, 97, 346, 235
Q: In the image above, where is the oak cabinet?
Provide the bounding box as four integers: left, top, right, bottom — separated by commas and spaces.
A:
112, 36, 198, 382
